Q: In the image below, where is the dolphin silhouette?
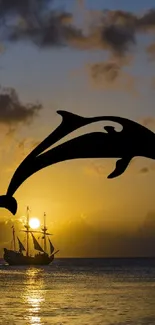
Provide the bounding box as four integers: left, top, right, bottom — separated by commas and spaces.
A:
0, 110, 155, 215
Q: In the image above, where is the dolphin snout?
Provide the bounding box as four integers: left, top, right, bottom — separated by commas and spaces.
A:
0, 195, 17, 215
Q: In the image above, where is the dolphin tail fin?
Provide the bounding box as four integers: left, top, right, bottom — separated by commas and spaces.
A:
107, 157, 131, 179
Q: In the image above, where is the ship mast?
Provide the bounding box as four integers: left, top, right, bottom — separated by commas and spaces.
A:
40, 212, 53, 254
42, 212, 47, 252
12, 225, 16, 251
25, 206, 30, 256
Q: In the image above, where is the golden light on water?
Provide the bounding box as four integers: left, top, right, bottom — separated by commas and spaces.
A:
29, 218, 40, 229
24, 268, 45, 325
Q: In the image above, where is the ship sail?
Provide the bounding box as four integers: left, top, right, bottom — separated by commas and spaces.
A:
17, 237, 25, 252
31, 233, 44, 252
48, 237, 54, 254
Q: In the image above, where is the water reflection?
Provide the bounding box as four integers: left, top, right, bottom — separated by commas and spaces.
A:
23, 268, 45, 325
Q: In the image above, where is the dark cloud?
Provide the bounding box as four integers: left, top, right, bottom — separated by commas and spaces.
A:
101, 24, 135, 55
0, 0, 50, 19
8, 12, 81, 48
0, 4, 155, 62
96, 9, 155, 47
102, 9, 155, 33
0, 0, 82, 49
137, 9, 155, 32
107, 10, 137, 26
0, 87, 42, 125
63, 9, 136, 54
0, 4, 155, 54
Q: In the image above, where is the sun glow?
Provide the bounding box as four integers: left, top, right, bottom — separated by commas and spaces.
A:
29, 217, 40, 229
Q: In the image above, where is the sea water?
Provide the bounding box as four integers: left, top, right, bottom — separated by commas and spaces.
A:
0, 258, 155, 325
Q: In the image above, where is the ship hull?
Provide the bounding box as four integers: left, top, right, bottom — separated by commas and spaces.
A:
3, 248, 54, 266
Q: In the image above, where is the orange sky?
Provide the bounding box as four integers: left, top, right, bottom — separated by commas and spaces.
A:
0, 0, 155, 257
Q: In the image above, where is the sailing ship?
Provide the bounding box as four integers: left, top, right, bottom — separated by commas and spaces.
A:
3, 207, 59, 266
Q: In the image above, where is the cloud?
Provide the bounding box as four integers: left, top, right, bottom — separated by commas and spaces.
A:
67, 8, 155, 86
17, 137, 41, 156
38, 210, 155, 257
0, 0, 82, 49
0, 0, 49, 19
8, 12, 81, 48
68, 10, 136, 54
101, 24, 135, 55
1, 209, 155, 257
91, 9, 155, 47
137, 9, 155, 32
0, 5, 155, 56
91, 61, 120, 82
87, 52, 137, 92
3, 137, 42, 174
0, 87, 42, 126
66, 11, 131, 52
85, 161, 107, 177
88, 62, 138, 95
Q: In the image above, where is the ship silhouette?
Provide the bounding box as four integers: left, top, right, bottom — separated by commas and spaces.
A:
3, 207, 59, 266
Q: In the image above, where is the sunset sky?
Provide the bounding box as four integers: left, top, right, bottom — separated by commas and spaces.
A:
1, 0, 155, 257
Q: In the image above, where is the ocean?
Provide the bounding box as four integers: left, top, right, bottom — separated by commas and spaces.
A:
0, 258, 155, 325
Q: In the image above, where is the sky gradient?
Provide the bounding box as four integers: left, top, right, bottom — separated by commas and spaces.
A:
0, 0, 155, 257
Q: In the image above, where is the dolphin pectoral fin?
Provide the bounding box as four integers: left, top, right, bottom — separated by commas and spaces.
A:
107, 158, 131, 179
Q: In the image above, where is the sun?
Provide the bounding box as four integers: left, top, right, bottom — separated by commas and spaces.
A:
29, 217, 40, 229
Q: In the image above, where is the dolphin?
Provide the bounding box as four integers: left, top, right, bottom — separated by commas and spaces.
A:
0, 110, 155, 215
